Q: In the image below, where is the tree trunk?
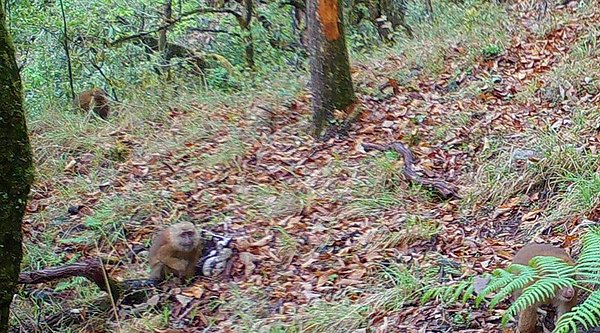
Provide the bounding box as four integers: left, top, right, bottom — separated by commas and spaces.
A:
0, 2, 34, 332
424, 0, 434, 21
158, 0, 173, 78
240, 0, 254, 69
307, 0, 356, 137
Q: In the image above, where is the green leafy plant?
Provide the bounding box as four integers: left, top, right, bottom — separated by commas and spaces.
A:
481, 43, 503, 59
422, 227, 600, 333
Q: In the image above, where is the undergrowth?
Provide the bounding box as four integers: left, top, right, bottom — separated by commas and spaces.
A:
13, 0, 600, 332
472, 105, 600, 230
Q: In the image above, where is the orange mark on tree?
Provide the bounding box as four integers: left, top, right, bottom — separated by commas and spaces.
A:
317, 0, 340, 41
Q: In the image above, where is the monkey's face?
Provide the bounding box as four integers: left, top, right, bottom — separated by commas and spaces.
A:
556, 286, 576, 302
177, 229, 199, 251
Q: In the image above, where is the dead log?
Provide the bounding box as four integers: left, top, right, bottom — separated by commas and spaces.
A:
362, 141, 460, 199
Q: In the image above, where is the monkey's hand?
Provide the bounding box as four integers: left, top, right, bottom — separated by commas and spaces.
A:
164, 258, 189, 274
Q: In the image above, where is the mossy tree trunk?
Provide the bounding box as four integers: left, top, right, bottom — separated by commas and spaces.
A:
0, 2, 35, 332
307, 0, 356, 137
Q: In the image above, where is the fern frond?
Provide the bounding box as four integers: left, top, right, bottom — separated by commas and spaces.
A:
462, 282, 475, 303
503, 277, 575, 325
531, 256, 576, 278
451, 280, 470, 302
475, 269, 513, 306
475, 266, 529, 307
577, 227, 600, 286
420, 286, 439, 304
554, 289, 600, 333
488, 267, 535, 308
420, 278, 473, 304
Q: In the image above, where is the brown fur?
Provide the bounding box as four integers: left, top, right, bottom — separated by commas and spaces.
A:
74, 88, 110, 119
512, 243, 578, 333
148, 222, 202, 281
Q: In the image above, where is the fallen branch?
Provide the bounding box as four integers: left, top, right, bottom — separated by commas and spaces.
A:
19, 259, 125, 299
18, 259, 159, 306
362, 142, 460, 199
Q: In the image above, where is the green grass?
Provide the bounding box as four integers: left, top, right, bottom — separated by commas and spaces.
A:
303, 300, 369, 333
541, 28, 600, 102
350, 0, 511, 93
300, 263, 427, 332
366, 263, 422, 312
398, 0, 511, 77
216, 287, 273, 332
471, 114, 600, 230
346, 152, 439, 217
273, 226, 299, 258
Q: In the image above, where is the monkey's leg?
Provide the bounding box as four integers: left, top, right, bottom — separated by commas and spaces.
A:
518, 307, 540, 333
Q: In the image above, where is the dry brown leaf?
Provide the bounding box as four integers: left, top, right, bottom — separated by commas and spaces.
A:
250, 234, 273, 247
182, 284, 204, 299
521, 209, 542, 221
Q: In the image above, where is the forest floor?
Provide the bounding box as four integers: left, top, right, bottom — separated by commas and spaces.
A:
12, 1, 600, 333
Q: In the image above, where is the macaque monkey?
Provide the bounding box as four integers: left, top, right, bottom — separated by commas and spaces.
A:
74, 88, 110, 119
512, 243, 578, 333
149, 222, 202, 281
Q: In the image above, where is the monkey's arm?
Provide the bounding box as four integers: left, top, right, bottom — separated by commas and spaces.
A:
156, 246, 190, 275
149, 262, 166, 280
163, 257, 189, 273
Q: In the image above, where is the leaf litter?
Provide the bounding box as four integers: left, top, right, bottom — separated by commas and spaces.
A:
20, 2, 600, 332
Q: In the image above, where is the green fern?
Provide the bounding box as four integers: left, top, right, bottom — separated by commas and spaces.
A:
576, 227, 600, 285
503, 277, 576, 326
532, 256, 577, 278
420, 278, 475, 304
422, 227, 600, 333
487, 265, 535, 308
504, 255, 577, 321
475, 267, 528, 307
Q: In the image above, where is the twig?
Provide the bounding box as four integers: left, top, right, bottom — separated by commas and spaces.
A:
59, 0, 75, 100
188, 27, 235, 35
89, 60, 119, 102
362, 142, 460, 199
111, 7, 241, 46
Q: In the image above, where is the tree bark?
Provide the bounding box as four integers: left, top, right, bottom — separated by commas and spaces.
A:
158, 0, 173, 79
307, 0, 356, 137
0, 2, 35, 331
239, 0, 254, 69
